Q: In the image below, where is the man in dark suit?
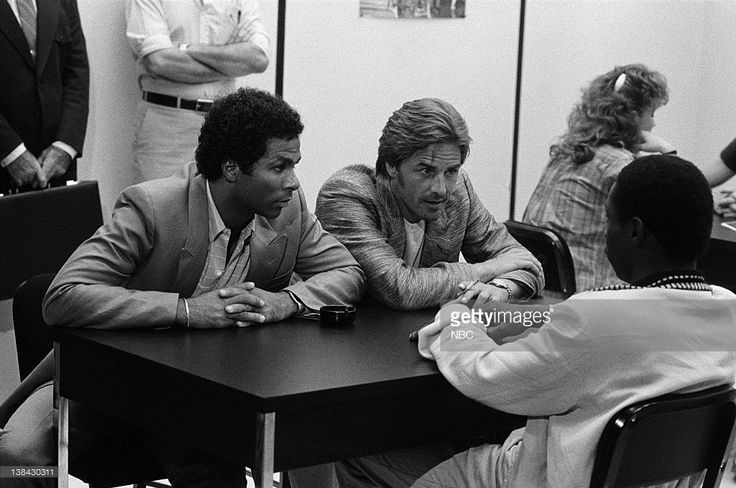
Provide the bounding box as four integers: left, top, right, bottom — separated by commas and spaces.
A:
0, 0, 89, 194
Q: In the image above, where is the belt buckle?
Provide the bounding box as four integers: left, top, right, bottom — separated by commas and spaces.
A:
195, 99, 211, 112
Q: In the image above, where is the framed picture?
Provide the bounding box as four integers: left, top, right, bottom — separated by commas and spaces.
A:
360, 0, 466, 19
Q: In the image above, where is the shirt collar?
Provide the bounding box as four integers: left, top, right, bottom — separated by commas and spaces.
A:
205, 180, 227, 242
205, 181, 255, 243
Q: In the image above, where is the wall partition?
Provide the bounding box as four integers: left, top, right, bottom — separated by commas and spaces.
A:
513, 0, 736, 218
74, 0, 736, 219
279, 0, 522, 215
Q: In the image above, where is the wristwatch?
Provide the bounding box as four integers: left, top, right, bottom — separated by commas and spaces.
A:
178, 43, 190, 52
488, 280, 513, 301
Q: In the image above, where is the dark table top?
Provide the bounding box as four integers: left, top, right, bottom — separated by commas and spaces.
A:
701, 215, 736, 292
54, 298, 537, 469
53, 300, 447, 412
711, 215, 736, 244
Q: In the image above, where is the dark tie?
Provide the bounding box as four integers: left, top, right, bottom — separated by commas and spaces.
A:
17, 0, 37, 59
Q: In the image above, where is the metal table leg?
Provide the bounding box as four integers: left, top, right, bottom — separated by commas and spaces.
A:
54, 342, 69, 488
255, 412, 275, 488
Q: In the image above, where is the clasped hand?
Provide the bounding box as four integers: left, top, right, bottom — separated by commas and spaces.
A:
6, 146, 72, 189
184, 282, 296, 329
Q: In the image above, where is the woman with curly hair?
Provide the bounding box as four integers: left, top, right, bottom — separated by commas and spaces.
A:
523, 63, 674, 291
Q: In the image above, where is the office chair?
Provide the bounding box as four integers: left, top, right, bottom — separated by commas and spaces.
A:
0, 181, 103, 299
0, 181, 102, 300
10, 273, 167, 488
504, 220, 577, 297
589, 384, 736, 488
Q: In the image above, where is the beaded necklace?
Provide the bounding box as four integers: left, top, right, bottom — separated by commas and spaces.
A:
592, 270, 711, 293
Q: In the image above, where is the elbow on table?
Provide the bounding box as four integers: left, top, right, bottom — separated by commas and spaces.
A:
42, 287, 74, 327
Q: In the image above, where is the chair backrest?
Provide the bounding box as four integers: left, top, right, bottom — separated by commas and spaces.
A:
504, 220, 576, 297
12, 273, 56, 380
0, 181, 103, 299
589, 384, 736, 488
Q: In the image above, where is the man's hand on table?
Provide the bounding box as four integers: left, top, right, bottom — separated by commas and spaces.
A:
218, 283, 299, 327
715, 190, 736, 219
475, 248, 543, 283
181, 282, 269, 328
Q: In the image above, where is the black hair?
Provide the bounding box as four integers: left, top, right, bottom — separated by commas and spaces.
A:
196, 88, 304, 179
611, 154, 713, 263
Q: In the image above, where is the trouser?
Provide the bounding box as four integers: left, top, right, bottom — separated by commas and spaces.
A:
330, 429, 523, 488
132, 100, 205, 183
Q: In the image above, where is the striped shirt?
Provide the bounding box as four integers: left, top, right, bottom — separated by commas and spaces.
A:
523, 144, 634, 292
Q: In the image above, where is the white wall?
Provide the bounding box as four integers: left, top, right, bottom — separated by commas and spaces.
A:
514, 0, 736, 217
75, 0, 736, 220
282, 0, 520, 216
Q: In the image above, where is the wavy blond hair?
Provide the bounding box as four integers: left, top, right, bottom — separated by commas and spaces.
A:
376, 98, 471, 177
552, 64, 669, 165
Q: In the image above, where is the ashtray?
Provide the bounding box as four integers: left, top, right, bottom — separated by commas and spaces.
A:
320, 305, 357, 326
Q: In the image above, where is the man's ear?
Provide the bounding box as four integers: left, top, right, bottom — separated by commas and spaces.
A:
385, 162, 398, 179
630, 216, 646, 246
221, 161, 239, 182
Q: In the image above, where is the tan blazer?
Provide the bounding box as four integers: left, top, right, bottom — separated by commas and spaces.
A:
43, 163, 365, 328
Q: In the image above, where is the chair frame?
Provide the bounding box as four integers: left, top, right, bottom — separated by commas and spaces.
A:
504, 220, 576, 297
589, 384, 736, 488
11, 274, 166, 488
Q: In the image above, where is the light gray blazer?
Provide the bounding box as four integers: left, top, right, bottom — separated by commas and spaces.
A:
315, 165, 543, 310
44, 163, 365, 328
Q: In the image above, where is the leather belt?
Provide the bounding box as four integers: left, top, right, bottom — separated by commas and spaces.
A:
142, 91, 213, 113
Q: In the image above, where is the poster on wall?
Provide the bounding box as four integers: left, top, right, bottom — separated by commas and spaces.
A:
360, 0, 466, 19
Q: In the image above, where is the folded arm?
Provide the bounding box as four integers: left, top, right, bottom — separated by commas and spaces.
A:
317, 177, 481, 310
417, 300, 587, 416
142, 42, 267, 83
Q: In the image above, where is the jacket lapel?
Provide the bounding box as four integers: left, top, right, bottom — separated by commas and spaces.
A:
377, 175, 407, 258
246, 216, 287, 285
421, 208, 453, 267
0, 0, 35, 69
173, 166, 209, 296
35, 0, 59, 75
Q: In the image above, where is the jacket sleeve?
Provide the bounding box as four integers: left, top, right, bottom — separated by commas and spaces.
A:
316, 173, 482, 311
43, 185, 179, 329
284, 189, 366, 310
420, 300, 590, 416
460, 174, 544, 295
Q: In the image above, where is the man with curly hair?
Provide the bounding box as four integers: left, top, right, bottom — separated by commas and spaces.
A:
0, 88, 364, 488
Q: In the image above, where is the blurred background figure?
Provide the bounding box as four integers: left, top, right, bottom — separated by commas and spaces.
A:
701, 136, 736, 219
126, 0, 270, 182
0, 0, 89, 195
523, 63, 674, 291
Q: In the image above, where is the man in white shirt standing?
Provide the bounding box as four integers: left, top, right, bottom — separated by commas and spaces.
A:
126, 0, 269, 182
